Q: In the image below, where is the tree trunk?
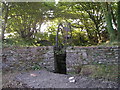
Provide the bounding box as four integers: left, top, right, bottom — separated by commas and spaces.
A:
2, 3, 9, 41
95, 25, 101, 43
105, 3, 116, 42
117, 1, 120, 42
110, 4, 117, 29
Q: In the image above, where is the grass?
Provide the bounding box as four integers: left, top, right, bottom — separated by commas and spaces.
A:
74, 65, 118, 82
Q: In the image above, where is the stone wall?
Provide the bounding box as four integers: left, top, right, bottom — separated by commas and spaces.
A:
2, 46, 119, 73
66, 46, 119, 73
2, 46, 54, 73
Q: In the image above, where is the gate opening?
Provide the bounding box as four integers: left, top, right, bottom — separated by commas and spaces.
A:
54, 51, 66, 74
54, 22, 72, 74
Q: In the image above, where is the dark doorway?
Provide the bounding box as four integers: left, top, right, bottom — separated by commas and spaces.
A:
53, 22, 72, 74
54, 52, 66, 74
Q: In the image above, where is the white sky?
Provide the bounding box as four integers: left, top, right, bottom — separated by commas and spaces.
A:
40, 21, 52, 32
55, 0, 59, 4
40, 23, 48, 32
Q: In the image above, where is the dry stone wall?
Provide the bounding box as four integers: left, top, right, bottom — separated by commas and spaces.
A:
2, 46, 119, 73
2, 46, 54, 73
66, 46, 119, 73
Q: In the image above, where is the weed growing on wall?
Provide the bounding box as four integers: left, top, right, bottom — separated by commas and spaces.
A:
32, 64, 41, 70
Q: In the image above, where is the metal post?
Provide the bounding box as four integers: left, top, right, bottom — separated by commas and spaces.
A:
54, 22, 72, 74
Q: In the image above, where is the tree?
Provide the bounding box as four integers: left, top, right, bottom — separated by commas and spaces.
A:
46, 2, 110, 45
2, 2, 9, 41
4, 2, 55, 42
117, 1, 120, 42
3, 2, 119, 46
104, 2, 116, 42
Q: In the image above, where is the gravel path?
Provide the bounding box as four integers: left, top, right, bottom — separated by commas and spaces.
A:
3, 69, 118, 88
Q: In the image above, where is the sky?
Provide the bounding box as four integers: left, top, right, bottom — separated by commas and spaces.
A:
55, 0, 59, 4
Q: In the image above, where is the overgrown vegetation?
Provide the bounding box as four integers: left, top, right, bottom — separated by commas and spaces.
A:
74, 65, 118, 82
1, 2, 120, 46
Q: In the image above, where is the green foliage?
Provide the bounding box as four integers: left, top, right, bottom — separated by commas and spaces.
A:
48, 34, 56, 45
117, 1, 120, 42
98, 41, 120, 46
35, 40, 52, 46
32, 64, 41, 70
2, 2, 119, 46
72, 30, 89, 46
3, 38, 35, 47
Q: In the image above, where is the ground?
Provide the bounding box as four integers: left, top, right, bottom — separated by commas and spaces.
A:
2, 69, 118, 89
